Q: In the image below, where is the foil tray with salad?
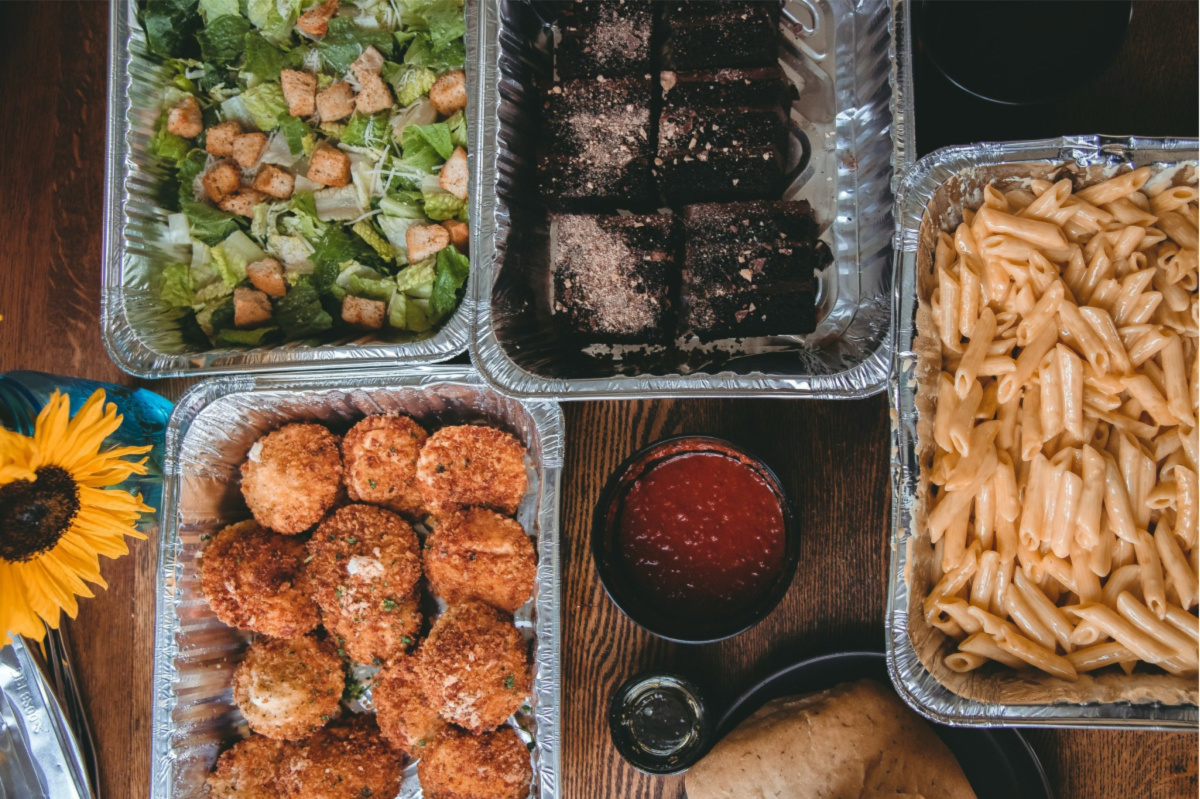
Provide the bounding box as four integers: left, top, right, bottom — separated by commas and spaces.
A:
139, 0, 470, 347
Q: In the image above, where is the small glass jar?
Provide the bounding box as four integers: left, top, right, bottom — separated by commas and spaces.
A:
0, 370, 172, 532
608, 670, 712, 775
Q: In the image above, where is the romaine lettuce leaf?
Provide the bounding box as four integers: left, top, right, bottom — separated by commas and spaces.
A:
347, 273, 396, 301
395, 259, 436, 295
215, 326, 278, 346
384, 64, 437, 107
160, 262, 196, 307
422, 188, 464, 221
402, 32, 465, 71
243, 31, 304, 80
312, 224, 387, 271
241, 82, 289, 131
429, 243, 469, 319
212, 229, 266, 286
398, 124, 447, 171
277, 116, 314, 155
379, 192, 426, 218
196, 13, 251, 65
246, 0, 301, 45
400, 0, 465, 45
352, 220, 397, 260
182, 200, 241, 245
274, 280, 334, 339
149, 117, 192, 165
142, 0, 201, 59
341, 113, 392, 149
406, 122, 453, 159
445, 110, 467, 149
198, 0, 239, 21
318, 17, 395, 74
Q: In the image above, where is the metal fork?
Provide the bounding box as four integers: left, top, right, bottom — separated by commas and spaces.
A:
39, 625, 102, 799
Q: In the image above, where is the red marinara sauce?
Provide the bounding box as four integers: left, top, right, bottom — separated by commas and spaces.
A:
616, 451, 787, 617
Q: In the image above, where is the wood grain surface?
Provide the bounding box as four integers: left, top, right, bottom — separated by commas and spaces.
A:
0, 2, 1196, 799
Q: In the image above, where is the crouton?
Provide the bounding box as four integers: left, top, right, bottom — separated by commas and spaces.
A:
252, 164, 295, 199
296, 0, 338, 36
316, 82, 355, 123
405, 224, 450, 263
232, 132, 268, 169
281, 70, 318, 117
342, 295, 386, 330
218, 189, 267, 218
234, 286, 274, 328
351, 45, 386, 83
429, 70, 467, 116
202, 162, 241, 202
205, 120, 243, 157
247, 258, 288, 297
355, 74, 394, 115
439, 146, 469, 200
167, 96, 203, 138
307, 143, 351, 188
442, 219, 469, 251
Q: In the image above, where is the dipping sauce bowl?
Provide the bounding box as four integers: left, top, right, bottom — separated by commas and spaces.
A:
592, 436, 799, 643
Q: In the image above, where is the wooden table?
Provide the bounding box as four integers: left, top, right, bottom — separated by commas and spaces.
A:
0, 2, 1196, 798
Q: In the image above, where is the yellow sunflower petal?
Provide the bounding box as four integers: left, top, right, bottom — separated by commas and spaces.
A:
29, 391, 71, 470
12, 558, 78, 624
56, 392, 123, 471
0, 562, 46, 645
50, 535, 109, 590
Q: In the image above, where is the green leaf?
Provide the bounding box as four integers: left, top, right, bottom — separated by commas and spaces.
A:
176, 150, 208, 207
241, 82, 289, 131
243, 31, 304, 80
430, 244, 469, 319
212, 229, 266, 286
422, 190, 464, 221
149, 115, 192, 165
399, 124, 446, 171
445, 110, 467, 149
385, 65, 437, 107
317, 17, 395, 74
407, 122, 453, 159
197, 14, 252, 66
277, 116, 314, 156
312, 225, 387, 272
347, 273, 395, 301
160, 262, 196, 307
402, 33, 464, 71
352, 221, 397, 261
400, 0, 465, 45
182, 201, 241, 245
246, 0, 301, 45
395, 259, 436, 294
142, 0, 202, 59
198, 0, 240, 21
341, 113, 391, 149
215, 326, 279, 346
312, 260, 341, 296
274, 280, 334, 339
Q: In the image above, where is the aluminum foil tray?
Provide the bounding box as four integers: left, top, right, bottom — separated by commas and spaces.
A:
151, 367, 564, 797
470, 0, 900, 399
887, 135, 1200, 729
101, 0, 479, 378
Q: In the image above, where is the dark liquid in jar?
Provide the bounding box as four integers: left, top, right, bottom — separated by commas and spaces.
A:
616, 451, 786, 618
616, 677, 705, 765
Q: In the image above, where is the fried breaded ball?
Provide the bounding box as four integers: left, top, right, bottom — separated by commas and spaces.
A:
241, 423, 343, 534
417, 601, 531, 733
416, 426, 528, 516
232, 635, 344, 740
373, 656, 446, 755
308, 504, 424, 664
342, 414, 428, 516
418, 725, 533, 799
424, 509, 536, 613
320, 591, 422, 666
205, 734, 288, 799
278, 715, 403, 799
198, 520, 320, 638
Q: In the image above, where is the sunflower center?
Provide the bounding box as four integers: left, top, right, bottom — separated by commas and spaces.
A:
0, 466, 81, 561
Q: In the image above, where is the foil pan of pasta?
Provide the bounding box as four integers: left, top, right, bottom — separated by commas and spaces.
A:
887, 135, 1199, 729
468, 0, 901, 400
102, 0, 481, 378
150, 367, 563, 798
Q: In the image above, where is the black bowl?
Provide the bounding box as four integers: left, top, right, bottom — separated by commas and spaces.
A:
591, 435, 799, 643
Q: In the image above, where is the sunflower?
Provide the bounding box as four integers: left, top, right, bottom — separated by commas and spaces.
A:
0, 389, 154, 645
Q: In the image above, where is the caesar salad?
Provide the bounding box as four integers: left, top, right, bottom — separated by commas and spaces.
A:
140, 0, 471, 347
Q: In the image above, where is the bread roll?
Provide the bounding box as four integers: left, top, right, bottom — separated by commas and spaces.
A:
685, 679, 976, 799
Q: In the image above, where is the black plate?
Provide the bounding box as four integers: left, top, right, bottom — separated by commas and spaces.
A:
713, 652, 1053, 799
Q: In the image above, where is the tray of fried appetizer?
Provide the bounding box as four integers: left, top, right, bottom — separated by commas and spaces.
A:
151, 367, 563, 799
